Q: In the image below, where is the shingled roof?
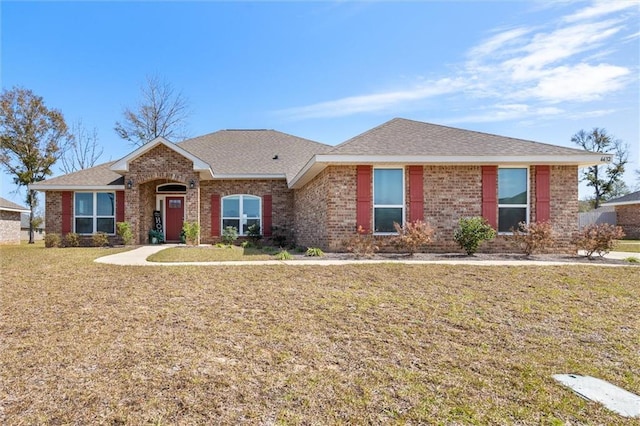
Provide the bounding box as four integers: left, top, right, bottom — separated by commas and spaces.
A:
178, 129, 332, 182
0, 197, 30, 213
330, 118, 591, 156
603, 190, 640, 206
30, 161, 125, 189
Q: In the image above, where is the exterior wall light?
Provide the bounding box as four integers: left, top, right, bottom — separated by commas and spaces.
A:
189, 179, 195, 189
127, 179, 133, 189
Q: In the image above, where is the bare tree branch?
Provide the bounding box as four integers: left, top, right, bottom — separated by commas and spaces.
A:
61, 119, 104, 173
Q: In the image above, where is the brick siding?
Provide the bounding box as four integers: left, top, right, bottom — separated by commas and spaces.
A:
616, 204, 640, 239
0, 210, 22, 245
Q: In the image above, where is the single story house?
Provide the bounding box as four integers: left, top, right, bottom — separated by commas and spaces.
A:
0, 197, 30, 245
602, 190, 640, 239
20, 212, 45, 241
31, 118, 606, 253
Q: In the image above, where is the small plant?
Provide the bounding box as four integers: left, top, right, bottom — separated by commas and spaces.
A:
64, 232, 80, 247
92, 232, 110, 247
270, 225, 293, 248
275, 249, 293, 260
148, 229, 164, 244
247, 223, 262, 245
574, 223, 625, 259
44, 233, 61, 248
305, 247, 325, 257
453, 216, 496, 255
392, 220, 434, 255
116, 222, 134, 245
624, 256, 639, 263
182, 221, 200, 246
222, 226, 238, 246
510, 221, 554, 256
344, 225, 379, 258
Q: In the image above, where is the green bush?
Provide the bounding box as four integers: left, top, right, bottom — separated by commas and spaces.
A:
92, 232, 110, 247
247, 223, 262, 244
392, 220, 434, 255
182, 221, 200, 246
222, 226, 238, 246
510, 221, 554, 256
148, 229, 164, 244
44, 233, 61, 248
275, 249, 293, 260
453, 217, 496, 255
305, 247, 325, 257
116, 222, 134, 245
64, 232, 80, 247
574, 223, 625, 259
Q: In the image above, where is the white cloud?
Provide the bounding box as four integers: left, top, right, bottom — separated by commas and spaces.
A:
564, 0, 638, 23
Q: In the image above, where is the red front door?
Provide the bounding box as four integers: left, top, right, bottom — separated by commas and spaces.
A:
165, 197, 184, 242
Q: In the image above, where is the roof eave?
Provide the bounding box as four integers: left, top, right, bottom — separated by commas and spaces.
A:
29, 184, 126, 191
602, 200, 640, 207
289, 153, 607, 189
0, 206, 31, 213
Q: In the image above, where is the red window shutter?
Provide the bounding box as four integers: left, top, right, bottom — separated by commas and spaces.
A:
408, 166, 424, 222
356, 165, 372, 232
211, 194, 221, 237
116, 190, 125, 223
61, 191, 73, 234
263, 194, 272, 237
481, 166, 498, 229
535, 166, 551, 223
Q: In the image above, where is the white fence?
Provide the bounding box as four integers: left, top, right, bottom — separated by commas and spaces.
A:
578, 209, 616, 229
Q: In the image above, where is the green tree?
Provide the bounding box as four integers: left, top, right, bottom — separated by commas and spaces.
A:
114, 75, 190, 147
0, 87, 71, 243
572, 128, 628, 209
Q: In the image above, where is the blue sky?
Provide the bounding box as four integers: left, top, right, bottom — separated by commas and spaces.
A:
1, 0, 639, 205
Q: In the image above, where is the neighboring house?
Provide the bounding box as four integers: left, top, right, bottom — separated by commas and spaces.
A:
20, 212, 45, 241
0, 197, 30, 245
602, 190, 640, 239
30, 118, 606, 253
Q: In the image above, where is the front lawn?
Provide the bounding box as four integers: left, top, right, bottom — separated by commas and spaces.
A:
1, 244, 638, 424
148, 245, 274, 262
614, 239, 640, 253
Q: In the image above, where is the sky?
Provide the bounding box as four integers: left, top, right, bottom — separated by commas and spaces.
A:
1, 0, 639, 206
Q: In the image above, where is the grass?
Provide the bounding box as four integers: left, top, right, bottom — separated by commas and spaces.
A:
1, 244, 639, 424
614, 239, 640, 253
148, 245, 273, 262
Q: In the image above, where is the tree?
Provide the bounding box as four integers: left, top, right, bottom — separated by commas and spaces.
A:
60, 119, 104, 173
114, 75, 190, 147
572, 128, 628, 209
0, 87, 71, 243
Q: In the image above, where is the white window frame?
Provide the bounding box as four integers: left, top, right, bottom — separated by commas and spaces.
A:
221, 194, 262, 236
74, 191, 116, 235
373, 167, 405, 235
497, 166, 530, 234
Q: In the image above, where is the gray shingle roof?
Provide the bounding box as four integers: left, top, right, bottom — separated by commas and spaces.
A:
178, 129, 332, 182
31, 161, 124, 187
330, 118, 591, 156
603, 190, 640, 205
0, 196, 29, 212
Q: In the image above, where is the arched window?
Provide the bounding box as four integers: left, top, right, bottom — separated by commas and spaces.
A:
221, 195, 261, 236
157, 183, 187, 193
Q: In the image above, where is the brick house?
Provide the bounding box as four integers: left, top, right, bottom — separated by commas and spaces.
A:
31, 118, 606, 253
602, 190, 640, 239
0, 197, 30, 245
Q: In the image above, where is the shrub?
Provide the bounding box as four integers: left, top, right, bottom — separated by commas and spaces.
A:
247, 223, 262, 244
275, 249, 293, 260
64, 232, 80, 247
574, 223, 625, 259
148, 229, 165, 244
44, 233, 61, 248
116, 222, 134, 245
92, 232, 110, 247
270, 225, 292, 248
305, 247, 325, 257
344, 226, 379, 258
453, 217, 496, 255
510, 221, 554, 256
392, 220, 434, 255
182, 221, 200, 246
222, 226, 238, 246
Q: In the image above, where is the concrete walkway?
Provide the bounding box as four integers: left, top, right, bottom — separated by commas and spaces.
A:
94, 245, 638, 267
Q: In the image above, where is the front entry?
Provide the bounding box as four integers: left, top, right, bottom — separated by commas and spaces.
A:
165, 197, 184, 242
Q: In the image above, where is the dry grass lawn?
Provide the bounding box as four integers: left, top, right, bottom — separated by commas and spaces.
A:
1, 244, 638, 425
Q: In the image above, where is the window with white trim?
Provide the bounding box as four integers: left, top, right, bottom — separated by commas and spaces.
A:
74, 192, 115, 234
498, 167, 529, 233
373, 168, 404, 233
222, 195, 261, 236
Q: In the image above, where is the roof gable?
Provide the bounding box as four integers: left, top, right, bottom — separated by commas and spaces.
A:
110, 136, 212, 176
